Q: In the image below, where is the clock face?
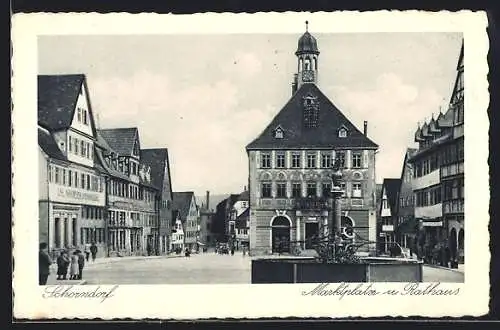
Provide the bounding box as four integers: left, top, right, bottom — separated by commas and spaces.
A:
302, 70, 314, 82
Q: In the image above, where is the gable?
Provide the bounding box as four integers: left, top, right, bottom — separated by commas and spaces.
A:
70, 81, 95, 137
246, 83, 378, 150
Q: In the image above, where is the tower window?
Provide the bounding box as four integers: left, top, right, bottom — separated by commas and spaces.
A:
304, 58, 311, 70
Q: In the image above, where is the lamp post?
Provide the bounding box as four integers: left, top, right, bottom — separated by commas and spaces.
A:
327, 159, 344, 261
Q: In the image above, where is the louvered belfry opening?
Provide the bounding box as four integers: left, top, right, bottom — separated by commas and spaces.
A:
303, 94, 319, 128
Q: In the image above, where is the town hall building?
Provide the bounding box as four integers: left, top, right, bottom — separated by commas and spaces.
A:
246, 24, 379, 256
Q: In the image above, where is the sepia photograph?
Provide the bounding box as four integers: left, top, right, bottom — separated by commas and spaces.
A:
12, 11, 489, 319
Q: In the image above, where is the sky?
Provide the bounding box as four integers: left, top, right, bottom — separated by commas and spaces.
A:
38, 32, 463, 197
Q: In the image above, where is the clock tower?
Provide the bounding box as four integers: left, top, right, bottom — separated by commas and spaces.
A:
292, 21, 320, 94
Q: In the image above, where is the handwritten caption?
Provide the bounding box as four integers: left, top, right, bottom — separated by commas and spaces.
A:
301, 282, 460, 299
42, 285, 119, 303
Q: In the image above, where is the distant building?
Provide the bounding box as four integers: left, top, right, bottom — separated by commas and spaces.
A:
38, 74, 107, 258
230, 189, 250, 249
141, 148, 174, 255
199, 191, 215, 247
395, 148, 418, 252
378, 179, 401, 255
410, 41, 464, 263
212, 194, 240, 243
172, 192, 199, 251
246, 24, 378, 255
171, 210, 184, 252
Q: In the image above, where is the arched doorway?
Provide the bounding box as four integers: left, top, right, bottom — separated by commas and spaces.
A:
271, 216, 291, 254
449, 228, 457, 260
458, 228, 464, 262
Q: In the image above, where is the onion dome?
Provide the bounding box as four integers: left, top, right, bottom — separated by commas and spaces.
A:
296, 21, 320, 55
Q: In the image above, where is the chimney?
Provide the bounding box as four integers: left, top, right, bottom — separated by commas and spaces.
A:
206, 190, 210, 211
363, 121, 368, 136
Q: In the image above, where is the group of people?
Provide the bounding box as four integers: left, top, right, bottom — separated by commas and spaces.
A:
38, 242, 99, 285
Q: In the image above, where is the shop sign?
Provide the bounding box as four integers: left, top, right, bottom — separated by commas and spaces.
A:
382, 225, 394, 232
50, 185, 104, 206
422, 221, 443, 227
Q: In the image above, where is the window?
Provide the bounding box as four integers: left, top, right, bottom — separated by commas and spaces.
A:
275, 128, 284, 139
352, 152, 362, 168
62, 169, 66, 185
292, 183, 302, 198
276, 182, 287, 198
83, 110, 88, 125
80, 141, 85, 157
77, 108, 82, 122
261, 182, 272, 198
382, 199, 388, 209
336, 151, 346, 168
458, 140, 464, 161
322, 183, 331, 197
352, 182, 362, 198
68, 136, 72, 153
321, 152, 332, 168
307, 153, 317, 168
276, 153, 286, 168
261, 153, 271, 168
54, 167, 60, 184
339, 128, 347, 138
68, 170, 72, 186
339, 182, 346, 196
81, 173, 86, 189
86, 174, 91, 190
291, 153, 301, 168
306, 182, 317, 197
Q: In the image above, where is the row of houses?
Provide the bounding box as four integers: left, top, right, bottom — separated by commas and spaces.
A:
38, 74, 202, 258
377, 41, 465, 264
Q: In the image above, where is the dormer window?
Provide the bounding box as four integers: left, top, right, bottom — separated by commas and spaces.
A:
338, 126, 348, 138
274, 126, 284, 139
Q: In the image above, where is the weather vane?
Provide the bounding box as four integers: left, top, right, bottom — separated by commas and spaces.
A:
305, 20, 309, 32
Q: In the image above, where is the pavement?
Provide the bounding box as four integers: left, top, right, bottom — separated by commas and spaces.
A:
45, 254, 185, 286
54, 251, 465, 285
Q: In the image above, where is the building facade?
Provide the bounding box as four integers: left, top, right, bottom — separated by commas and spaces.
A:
378, 179, 401, 255
172, 192, 199, 251
38, 74, 107, 258
246, 26, 379, 256
395, 148, 418, 253
98, 128, 159, 256
410, 42, 464, 263
199, 191, 215, 247
141, 148, 174, 255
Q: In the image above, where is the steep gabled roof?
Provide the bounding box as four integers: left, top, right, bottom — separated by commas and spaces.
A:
172, 192, 194, 220
98, 127, 139, 156
140, 148, 170, 191
246, 83, 378, 150
38, 127, 66, 161
380, 178, 401, 216
38, 74, 85, 131
235, 208, 249, 229
399, 148, 418, 180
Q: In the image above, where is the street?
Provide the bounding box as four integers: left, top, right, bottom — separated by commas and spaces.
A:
54, 253, 465, 285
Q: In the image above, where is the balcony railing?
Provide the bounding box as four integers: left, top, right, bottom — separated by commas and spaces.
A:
440, 161, 464, 179
294, 197, 329, 210
443, 199, 464, 214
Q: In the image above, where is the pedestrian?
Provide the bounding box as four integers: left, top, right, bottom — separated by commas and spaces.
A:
69, 251, 80, 280
230, 246, 235, 256
242, 245, 247, 256
39, 242, 52, 285
185, 247, 191, 257
147, 243, 152, 256
56, 250, 70, 280
77, 250, 85, 280
84, 243, 91, 262
90, 242, 98, 262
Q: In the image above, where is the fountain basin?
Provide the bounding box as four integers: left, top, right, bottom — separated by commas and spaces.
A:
251, 257, 423, 283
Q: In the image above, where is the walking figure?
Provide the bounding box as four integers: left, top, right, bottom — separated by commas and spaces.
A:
69, 251, 80, 280
56, 250, 70, 280
39, 243, 52, 285
90, 242, 98, 262
77, 250, 85, 280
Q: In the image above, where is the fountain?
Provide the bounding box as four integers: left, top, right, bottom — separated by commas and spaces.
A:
251, 159, 423, 283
